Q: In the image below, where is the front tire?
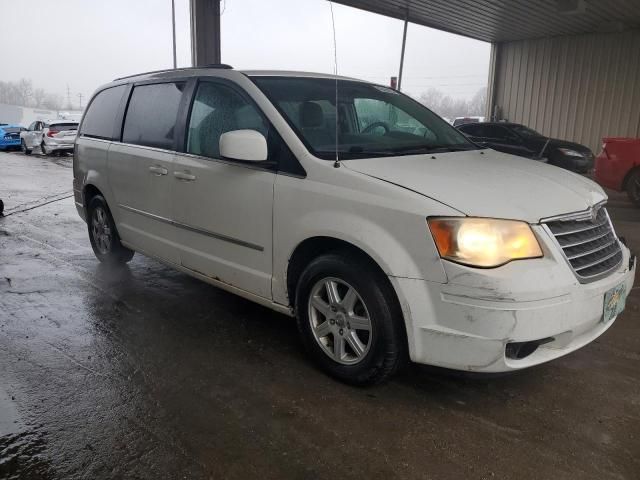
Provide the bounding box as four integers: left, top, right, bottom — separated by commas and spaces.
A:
295, 252, 407, 385
87, 195, 134, 264
626, 170, 640, 207
21, 140, 32, 155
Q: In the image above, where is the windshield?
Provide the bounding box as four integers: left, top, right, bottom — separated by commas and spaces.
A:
251, 76, 475, 160
2, 127, 23, 133
511, 125, 543, 138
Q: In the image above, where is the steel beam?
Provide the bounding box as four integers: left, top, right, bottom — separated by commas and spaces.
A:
190, 0, 222, 67
397, 14, 409, 91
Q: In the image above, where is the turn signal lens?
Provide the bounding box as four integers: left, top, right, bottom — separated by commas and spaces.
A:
427, 218, 543, 268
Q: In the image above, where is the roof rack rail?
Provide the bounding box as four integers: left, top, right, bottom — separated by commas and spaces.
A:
204, 63, 233, 69
114, 64, 234, 81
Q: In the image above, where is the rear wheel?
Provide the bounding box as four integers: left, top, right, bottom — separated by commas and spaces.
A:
21, 140, 32, 155
40, 141, 49, 156
87, 195, 134, 264
626, 170, 640, 207
295, 252, 407, 385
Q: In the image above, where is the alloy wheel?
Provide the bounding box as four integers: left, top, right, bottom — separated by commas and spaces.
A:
91, 207, 112, 255
308, 277, 372, 365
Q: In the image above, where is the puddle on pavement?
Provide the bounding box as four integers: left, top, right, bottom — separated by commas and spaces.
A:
0, 387, 54, 479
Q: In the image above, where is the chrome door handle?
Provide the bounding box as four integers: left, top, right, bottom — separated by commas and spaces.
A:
148, 165, 168, 176
174, 171, 196, 181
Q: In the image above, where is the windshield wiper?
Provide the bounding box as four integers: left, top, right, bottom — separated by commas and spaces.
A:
389, 144, 477, 155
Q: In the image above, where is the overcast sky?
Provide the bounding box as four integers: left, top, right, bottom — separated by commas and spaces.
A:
1, 0, 490, 107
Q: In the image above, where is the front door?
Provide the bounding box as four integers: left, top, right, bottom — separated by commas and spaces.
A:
172, 80, 275, 299
26, 121, 43, 148
107, 81, 186, 264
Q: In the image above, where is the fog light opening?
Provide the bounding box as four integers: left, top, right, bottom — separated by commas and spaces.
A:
505, 337, 554, 360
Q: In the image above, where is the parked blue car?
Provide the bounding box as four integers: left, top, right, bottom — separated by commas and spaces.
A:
0, 124, 26, 151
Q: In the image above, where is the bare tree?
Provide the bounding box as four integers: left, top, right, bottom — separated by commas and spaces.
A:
417, 86, 488, 120
17, 78, 33, 106
0, 81, 22, 105
42, 93, 63, 111
33, 88, 47, 108
419, 88, 445, 111
468, 87, 487, 116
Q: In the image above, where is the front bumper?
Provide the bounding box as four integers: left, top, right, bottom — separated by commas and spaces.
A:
392, 239, 636, 373
561, 154, 594, 173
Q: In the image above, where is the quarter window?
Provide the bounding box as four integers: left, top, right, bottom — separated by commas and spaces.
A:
81, 85, 127, 140
187, 82, 268, 159
123, 82, 185, 150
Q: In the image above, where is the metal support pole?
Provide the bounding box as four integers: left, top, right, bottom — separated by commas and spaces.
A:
171, 0, 177, 68
190, 0, 221, 67
486, 42, 501, 120
397, 13, 409, 92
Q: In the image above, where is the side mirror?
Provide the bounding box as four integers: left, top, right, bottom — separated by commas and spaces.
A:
219, 129, 268, 162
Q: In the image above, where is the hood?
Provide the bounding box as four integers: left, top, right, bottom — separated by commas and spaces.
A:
343, 149, 606, 223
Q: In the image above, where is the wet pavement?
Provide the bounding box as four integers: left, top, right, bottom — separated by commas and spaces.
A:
1, 150, 639, 479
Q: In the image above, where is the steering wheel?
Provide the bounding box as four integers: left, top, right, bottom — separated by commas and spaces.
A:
362, 121, 390, 135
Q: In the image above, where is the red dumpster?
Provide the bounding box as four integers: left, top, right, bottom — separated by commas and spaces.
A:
594, 137, 640, 206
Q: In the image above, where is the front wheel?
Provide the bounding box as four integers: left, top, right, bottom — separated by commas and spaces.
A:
21, 140, 32, 155
626, 170, 640, 207
295, 252, 407, 385
87, 195, 134, 264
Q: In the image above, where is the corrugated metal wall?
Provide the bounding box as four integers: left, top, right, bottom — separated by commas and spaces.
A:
491, 29, 640, 153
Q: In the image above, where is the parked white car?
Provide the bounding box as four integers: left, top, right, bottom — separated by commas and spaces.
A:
73, 68, 636, 384
21, 119, 79, 155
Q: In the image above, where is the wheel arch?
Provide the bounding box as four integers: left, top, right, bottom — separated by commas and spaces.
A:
82, 184, 105, 217
287, 236, 406, 324
286, 236, 410, 367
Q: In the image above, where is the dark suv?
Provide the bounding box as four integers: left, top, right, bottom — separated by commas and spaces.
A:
457, 122, 594, 173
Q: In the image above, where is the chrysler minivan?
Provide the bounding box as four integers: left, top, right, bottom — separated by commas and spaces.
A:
73, 66, 636, 385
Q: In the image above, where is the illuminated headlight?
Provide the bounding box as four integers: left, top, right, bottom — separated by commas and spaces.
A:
558, 148, 584, 158
427, 218, 543, 268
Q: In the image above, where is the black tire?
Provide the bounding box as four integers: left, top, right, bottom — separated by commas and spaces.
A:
295, 251, 407, 385
626, 170, 640, 207
40, 141, 49, 156
87, 195, 134, 264
21, 140, 32, 155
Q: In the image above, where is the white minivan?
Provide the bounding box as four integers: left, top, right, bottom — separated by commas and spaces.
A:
73, 66, 636, 385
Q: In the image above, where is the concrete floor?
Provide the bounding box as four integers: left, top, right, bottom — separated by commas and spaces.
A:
1, 150, 639, 479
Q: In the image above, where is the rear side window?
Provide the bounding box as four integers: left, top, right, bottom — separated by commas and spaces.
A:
123, 82, 185, 150
81, 85, 127, 140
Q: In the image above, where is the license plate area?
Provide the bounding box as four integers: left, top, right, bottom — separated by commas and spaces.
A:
603, 283, 626, 323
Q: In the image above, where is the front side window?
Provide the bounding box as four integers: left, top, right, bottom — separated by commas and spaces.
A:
485, 126, 519, 141
251, 76, 474, 160
123, 82, 185, 150
81, 85, 127, 140
187, 82, 268, 159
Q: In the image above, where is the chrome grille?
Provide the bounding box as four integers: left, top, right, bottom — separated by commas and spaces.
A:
545, 207, 622, 281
